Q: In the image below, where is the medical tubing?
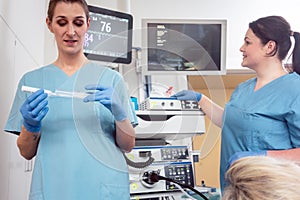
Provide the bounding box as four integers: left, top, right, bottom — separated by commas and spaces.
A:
172, 182, 197, 200
123, 153, 155, 169
149, 172, 209, 200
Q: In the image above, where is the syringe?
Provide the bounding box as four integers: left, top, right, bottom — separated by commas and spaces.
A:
21, 86, 88, 99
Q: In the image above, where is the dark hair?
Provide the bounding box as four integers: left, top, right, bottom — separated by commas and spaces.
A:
47, 0, 89, 22
249, 15, 300, 74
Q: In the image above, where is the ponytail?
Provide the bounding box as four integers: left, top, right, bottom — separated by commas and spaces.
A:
292, 32, 300, 75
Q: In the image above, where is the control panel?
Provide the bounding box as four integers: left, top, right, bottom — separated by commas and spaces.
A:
164, 163, 194, 190
129, 161, 194, 194
125, 146, 195, 195
139, 97, 199, 111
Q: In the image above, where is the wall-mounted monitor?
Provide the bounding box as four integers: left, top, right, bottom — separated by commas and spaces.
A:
83, 5, 133, 64
141, 19, 227, 75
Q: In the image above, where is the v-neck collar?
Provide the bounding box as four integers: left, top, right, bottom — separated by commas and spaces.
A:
51, 62, 90, 78
251, 73, 290, 93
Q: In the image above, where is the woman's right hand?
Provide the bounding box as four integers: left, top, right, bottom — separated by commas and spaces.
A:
83, 84, 127, 121
172, 90, 202, 102
20, 89, 49, 133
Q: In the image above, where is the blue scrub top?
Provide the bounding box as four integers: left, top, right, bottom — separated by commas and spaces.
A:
220, 72, 300, 190
5, 63, 138, 200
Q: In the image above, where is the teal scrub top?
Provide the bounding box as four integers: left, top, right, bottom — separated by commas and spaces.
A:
5, 63, 138, 200
220, 72, 300, 190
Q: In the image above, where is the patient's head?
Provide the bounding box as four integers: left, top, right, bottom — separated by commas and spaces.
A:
223, 156, 300, 200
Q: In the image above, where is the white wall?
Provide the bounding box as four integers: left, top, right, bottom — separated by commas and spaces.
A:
0, 0, 46, 199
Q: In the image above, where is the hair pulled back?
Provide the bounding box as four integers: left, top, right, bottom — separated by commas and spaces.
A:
249, 16, 300, 74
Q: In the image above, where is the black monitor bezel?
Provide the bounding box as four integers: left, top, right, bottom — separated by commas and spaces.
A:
84, 5, 133, 64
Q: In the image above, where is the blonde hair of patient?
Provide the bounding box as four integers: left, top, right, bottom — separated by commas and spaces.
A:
222, 156, 300, 200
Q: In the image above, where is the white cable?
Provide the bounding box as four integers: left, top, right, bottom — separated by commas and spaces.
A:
172, 182, 197, 200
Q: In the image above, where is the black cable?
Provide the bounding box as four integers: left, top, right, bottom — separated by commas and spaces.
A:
149, 172, 209, 200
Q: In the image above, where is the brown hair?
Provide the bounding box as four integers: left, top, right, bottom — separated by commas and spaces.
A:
249, 16, 300, 74
47, 0, 89, 22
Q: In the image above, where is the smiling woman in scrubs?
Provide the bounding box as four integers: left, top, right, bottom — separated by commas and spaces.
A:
4, 0, 137, 199
173, 15, 300, 191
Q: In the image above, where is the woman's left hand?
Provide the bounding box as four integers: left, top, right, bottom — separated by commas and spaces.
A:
83, 84, 127, 121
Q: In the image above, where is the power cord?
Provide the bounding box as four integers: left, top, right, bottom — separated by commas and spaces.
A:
149, 171, 209, 200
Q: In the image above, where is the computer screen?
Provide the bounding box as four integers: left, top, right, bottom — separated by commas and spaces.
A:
83, 5, 133, 64
141, 19, 227, 75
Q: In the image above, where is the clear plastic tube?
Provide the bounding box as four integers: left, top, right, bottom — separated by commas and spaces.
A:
21, 86, 87, 99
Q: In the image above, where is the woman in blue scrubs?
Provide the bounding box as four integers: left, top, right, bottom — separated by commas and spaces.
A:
5, 0, 137, 199
173, 16, 300, 191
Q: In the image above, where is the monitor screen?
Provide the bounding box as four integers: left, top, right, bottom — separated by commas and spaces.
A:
83, 5, 133, 64
142, 19, 227, 75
